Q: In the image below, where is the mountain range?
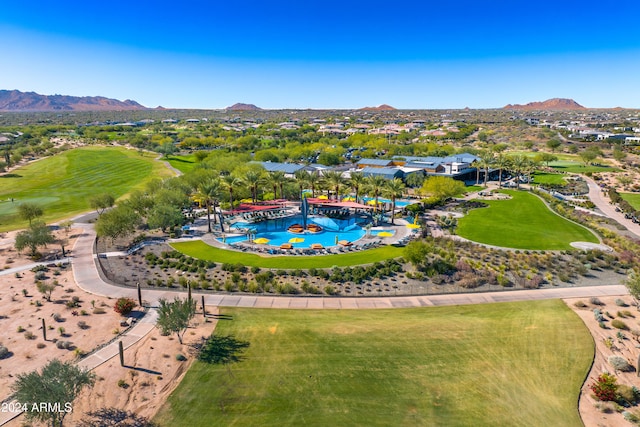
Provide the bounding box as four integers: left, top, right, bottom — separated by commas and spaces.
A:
503, 98, 585, 110
0, 90, 147, 111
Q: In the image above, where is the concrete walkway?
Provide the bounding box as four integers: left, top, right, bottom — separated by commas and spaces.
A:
584, 176, 640, 239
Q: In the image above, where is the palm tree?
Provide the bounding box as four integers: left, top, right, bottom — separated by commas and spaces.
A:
508, 154, 528, 190
323, 170, 347, 200
266, 171, 287, 200
364, 175, 387, 213
494, 153, 509, 188
349, 172, 366, 204
294, 170, 311, 200
197, 178, 222, 233
383, 178, 406, 225
307, 172, 321, 198
244, 169, 263, 203
479, 151, 495, 188
222, 175, 243, 211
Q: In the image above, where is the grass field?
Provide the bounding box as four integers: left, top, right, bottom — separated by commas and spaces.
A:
457, 190, 598, 249
531, 172, 566, 185
0, 146, 174, 231
154, 300, 593, 427
171, 240, 404, 268
510, 151, 618, 174
621, 192, 640, 210
167, 155, 197, 173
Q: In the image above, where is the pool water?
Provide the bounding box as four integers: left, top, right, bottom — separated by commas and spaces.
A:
219, 215, 370, 248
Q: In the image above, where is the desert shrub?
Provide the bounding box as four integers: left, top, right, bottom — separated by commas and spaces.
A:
55, 340, 72, 350
574, 300, 587, 308
78, 321, 89, 329
590, 297, 604, 306
324, 285, 337, 295
117, 379, 129, 389
93, 307, 106, 314
621, 310, 634, 318
623, 411, 640, 423
17, 326, 25, 333
52, 313, 63, 322
611, 319, 629, 330
609, 356, 633, 372
590, 373, 618, 401
615, 298, 628, 307
24, 331, 36, 340
594, 401, 616, 413
176, 354, 187, 361
36, 343, 46, 349
0, 345, 8, 359
594, 309, 605, 322
113, 297, 136, 316
618, 384, 639, 405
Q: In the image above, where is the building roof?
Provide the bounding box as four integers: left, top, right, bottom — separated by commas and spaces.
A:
257, 162, 304, 174
357, 158, 394, 167
360, 167, 404, 178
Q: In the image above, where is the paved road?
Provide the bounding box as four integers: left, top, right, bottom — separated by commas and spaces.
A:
584, 176, 640, 239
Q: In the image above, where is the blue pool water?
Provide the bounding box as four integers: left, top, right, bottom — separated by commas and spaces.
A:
219, 215, 371, 248
360, 197, 413, 208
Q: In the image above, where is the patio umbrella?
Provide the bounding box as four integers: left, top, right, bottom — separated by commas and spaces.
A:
378, 231, 394, 237
318, 195, 328, 200
254, 237, 270, 244
367, 200, 379, 206
343, 196, 355, 202
289, 237, 305, 243
406, 224, 421, 229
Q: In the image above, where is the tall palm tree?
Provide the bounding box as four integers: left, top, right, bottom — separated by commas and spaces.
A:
294, 170, 311, 200
307, 172, 321, 198
222, 175, 242, 211
479, 151, 495, 188
494, 153, 509, 188
508, 154, 528, 190
349, 172, 366, 204
383, 178, 406, 225
266, 171, 287, 200
197, 178, 222, 233
323, 170, 347, 200
244, 170, 263, 203
365, 175, 387, 213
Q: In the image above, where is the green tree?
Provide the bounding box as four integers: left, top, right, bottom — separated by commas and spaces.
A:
265, 171, 287, 200
494, 153, 509, 188
624, 271, 640, 307
546, 139, 562, 152
157, 141, 177, 159
243, 169, 264, 203
535, 152, 558, 167
419, 176, 465, 203
579, 147, 600, 166
37, 280, 56, 302
364, 175, 388, 212
156, 297, 197, 345
147, 203, 183, 233
323, 170, 347, 200
479, 151, 495, 187
89, 193, 115, 216
12, 359, 95, 427
222, 175, 243, 210
383, 178, 406, 225
78, 408, 158, 427
18, 202, 43, 226
95, 205, 141, 242
348, 171, 366, 203
15, 222, 55, 257
196, 178, 222, 233
404, 240, 433, 270
508, 154, 528, 189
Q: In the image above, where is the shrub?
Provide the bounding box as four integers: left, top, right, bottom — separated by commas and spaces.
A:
590, 297, 604, 306
590, 373, 618, 401
52, 313, 63, 322
176, 354, 187, 361
611, 319, 629, 330
17, 326, 25, 333
609, 356, 632, 372
113, 297, 136, 316
593, 309, 605, 322
0, 345, 8, 359
615, 298, 628, 307
78, 321, 89, 329
93, 307, 106, 314
24, 331, 36, 340
117, 379, 129, 389
573, 301, 587, 308
56, 340, 72, 350
618, 384, 638, 405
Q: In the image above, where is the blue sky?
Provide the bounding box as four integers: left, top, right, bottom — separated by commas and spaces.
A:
1, 0, 639, 109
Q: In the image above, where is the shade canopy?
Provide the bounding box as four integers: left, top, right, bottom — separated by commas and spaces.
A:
378, 231, 394, 237
254, 238, 270, 244
289, 237, 305, 243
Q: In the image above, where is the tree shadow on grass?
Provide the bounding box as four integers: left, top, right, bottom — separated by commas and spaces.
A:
198, 335, 250, 365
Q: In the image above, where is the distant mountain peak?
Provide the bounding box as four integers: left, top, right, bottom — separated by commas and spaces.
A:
359, 104, 396, 111
503, 98, 585, 110
0, 89, 147, 111
226, 103, 262, 111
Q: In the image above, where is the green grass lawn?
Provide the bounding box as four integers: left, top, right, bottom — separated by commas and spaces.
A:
509, 151, 618, 174
457, 190, 598, 249
0, 146, 174, 231
621, 192, 640, 210
166, 154, 197, 173
171, 240, 404, 268
531, 172, 566, 185
154, 300, 593, 427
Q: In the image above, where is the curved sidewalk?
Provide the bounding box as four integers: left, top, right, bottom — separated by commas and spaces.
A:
71, 223, 629, 310
584, 176, 640, 239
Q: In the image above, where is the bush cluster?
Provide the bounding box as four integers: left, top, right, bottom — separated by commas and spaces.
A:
113, 297, 136, 316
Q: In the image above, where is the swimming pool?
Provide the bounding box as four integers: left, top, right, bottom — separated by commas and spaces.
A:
219, 215, 370, 248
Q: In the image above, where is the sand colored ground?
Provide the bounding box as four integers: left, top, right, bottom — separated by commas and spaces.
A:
566, 295, 640, 426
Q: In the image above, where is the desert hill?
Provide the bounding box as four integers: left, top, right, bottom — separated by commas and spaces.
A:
503, 98, 585, 110
226, 103, 262, 111
359, 104, 396, 111
0, 89, 147, 111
